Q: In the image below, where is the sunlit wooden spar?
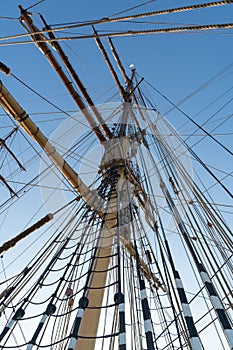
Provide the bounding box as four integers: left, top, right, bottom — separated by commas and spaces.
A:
19, 5, 108, 144
0, 81, 100, 211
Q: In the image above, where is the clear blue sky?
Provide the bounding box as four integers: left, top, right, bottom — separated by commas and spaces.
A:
0, 2, 232, 348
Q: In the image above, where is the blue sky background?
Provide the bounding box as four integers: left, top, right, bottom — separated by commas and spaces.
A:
0, 1, 232, 349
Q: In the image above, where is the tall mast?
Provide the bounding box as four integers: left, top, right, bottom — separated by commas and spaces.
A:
71, 170, 118, 350
0, 81, 164, 350
0, 4, 232, 350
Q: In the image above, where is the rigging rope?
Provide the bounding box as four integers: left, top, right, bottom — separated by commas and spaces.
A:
0, 1, 232, 44
140, 81, 233, 199
0, 23, 233, 47
143, 78, 233, 157
62, 1, 233, 27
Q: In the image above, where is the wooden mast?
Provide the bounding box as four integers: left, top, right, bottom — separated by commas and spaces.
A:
73, 169, 119, 350
0, 79, 164, 349
72, 35, 161, 347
